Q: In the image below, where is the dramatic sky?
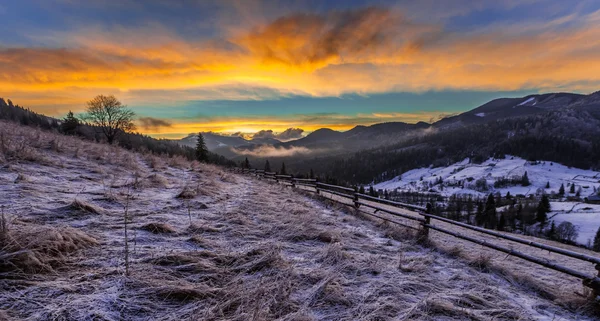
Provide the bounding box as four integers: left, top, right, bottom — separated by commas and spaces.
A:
2, 0, 600, 138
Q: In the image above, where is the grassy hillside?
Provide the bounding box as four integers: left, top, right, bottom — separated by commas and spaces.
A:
1, 121, 596, 320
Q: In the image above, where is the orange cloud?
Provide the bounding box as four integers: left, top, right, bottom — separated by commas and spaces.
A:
2, 6, 600, 125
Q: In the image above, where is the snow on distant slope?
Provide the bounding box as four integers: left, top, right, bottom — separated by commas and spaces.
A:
375, 156, 600, 246
517, 97, 536, 106
375, 155, 600, 198
475, 112, 485, 117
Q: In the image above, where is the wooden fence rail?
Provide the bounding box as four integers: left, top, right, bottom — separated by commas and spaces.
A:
232, 168, 600, 294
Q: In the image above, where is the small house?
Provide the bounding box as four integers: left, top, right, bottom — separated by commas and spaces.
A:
585, 194, 600, 204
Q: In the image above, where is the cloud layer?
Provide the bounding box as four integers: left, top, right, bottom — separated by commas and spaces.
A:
2, 1, 600, 136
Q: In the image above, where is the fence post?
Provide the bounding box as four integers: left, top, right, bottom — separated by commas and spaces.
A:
419, 202, 433, 242
353, 187, 360, 208
315, 178, 320, 194
291, 176, 296, 188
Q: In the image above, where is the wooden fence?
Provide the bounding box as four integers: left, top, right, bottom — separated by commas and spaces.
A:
234, 168, 600, 294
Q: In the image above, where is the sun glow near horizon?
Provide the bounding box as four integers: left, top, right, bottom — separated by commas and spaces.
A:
3, 0, 600, 137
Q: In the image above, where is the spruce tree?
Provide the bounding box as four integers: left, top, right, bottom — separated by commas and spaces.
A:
475, 201, 485, 226
559, 183, 565, 195
244, 157, 250, 169
280, 162, 287, 175
61, 110, 79, 135
195, 133, 209, 162
593, 227, 600, 252
536, 194, 550, 226
547, 221, 556, 240
309, 169, 314, 179
497, 213, 506, 231
569, 183, 575, 194
368, 185, 377, 197
264, 160, 271, 172
521, 171, 530, 186
545, 181, 550, 189
484, 194, 497, 229
359, 185, 365, 194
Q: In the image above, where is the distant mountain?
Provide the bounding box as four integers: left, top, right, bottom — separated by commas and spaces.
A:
434, 92, 594, 128
219, 90, 600, 184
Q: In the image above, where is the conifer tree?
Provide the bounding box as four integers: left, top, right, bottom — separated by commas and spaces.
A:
484, 194, 497, 229
368, 185, 377, 197
521, 171, 530, 186
264, 160, 271, 172
593, 227, 600, 252
536, 194, 550, 226
545, 181, 550, 189
244, 157, 251, 169
547, 221, 556, 240
280, 162, 287, 175
359, 185, 365, 194
309, 169, 314, 179
475, 201, 485, 226
570, 183, 575, 194
497, 213, 506, 231
559, 183, 565, 195
61, 110, 79, 135
195, 133, 209, 162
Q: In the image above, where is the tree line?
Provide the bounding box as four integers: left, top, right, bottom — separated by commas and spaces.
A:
0, 96, 235, 166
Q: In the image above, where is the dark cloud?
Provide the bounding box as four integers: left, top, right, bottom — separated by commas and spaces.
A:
249, 128, 305, 141
275, 127, 304, 141
138, 117, 173, 130
252, 129, 276, 140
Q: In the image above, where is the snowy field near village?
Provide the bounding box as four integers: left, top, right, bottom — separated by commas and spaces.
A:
1, 120, 600, 320
375, 156, 600, 245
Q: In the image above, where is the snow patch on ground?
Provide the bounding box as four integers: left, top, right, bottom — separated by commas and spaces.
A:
475, 112, 486, 117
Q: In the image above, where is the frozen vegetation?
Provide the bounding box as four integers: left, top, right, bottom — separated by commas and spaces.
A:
0, 121, 598, 320
376, 156, 600, 246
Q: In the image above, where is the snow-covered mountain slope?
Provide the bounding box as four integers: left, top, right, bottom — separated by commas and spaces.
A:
375, 155, 600, 198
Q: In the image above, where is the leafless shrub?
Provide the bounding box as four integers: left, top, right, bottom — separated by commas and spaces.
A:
168, 155, 189, 168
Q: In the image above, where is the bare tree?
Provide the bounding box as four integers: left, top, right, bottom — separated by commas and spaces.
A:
555, 221, 579, 243
83, 95, 135, 144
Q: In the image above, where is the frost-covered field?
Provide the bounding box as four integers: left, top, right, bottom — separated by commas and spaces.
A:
0, 121, 598, 320
375, 156, 600, 198
550, 202, 600, 245
375, 156, 600, 246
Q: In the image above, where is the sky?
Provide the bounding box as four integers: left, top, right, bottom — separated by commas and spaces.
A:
2, 0, 600, 138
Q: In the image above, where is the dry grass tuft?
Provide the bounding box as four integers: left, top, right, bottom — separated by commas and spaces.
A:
1, 225, 97, 275
140, 222, 176, 234
66, 199, 103, 215
176, 185, 197, 199
318, 243, 349, 265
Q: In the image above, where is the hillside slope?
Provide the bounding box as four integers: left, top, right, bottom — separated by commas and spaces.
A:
0, 121, 597, 320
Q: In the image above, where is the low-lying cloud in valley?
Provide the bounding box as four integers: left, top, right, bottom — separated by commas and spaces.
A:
231, 145, 320, 158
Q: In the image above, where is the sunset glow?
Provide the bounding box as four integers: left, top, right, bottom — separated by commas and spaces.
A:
3, 0, 600, 138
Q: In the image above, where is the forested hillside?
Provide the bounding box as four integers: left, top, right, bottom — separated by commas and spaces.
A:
0, 98, 235, 166
288, 105, 600, 184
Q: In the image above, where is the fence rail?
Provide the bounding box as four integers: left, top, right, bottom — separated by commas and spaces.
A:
232, 168, 600, 294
